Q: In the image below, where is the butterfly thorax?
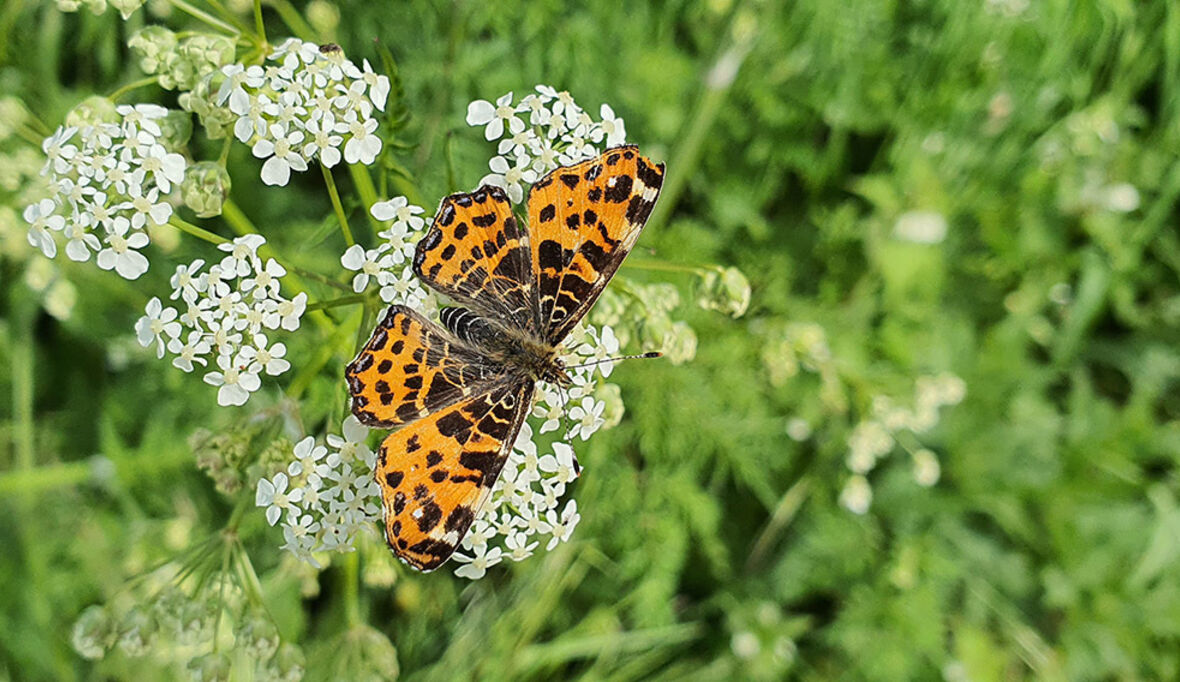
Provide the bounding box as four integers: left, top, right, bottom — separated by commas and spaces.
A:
440, 306, 571, 386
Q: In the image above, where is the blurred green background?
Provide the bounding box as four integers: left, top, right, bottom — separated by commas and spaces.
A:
4, 0, 1180, 679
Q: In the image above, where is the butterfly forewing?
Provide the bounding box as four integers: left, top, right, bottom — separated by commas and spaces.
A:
526, 145, 665, 344
413, 185, 541, 337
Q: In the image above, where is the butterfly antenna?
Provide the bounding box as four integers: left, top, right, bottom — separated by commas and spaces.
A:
564, 351, 662, 370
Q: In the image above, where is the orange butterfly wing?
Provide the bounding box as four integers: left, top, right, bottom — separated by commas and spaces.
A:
345, 305, 504, 428
374, 381, 533, 570
413, 185, 541, 337
526, 145, 665, 343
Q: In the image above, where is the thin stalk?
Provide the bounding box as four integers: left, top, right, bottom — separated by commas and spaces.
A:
252, 0, 267, 45
342, 551, 361, 626
221, 199, 337, 332
307, 293, 368, 312
346, 163, 386, 232
167, 0, 241, 35
321, 163, 355, 247
622, 259, 709, 275
265, 0, 317, 41
169, 216, 229, 245
202, 0, 254, 36
108, 76, 160, 102
217, 136, 233, 166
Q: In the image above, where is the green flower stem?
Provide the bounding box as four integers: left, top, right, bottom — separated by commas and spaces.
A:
265, 0, 317, 42
168, 215, 229, 245
744, 475, 811, 572
321, 163, 355, 247
253, 0, 267, 44
221, 199, 336, 331
346, 163, 387, 233
108, 76, 160, 102
166, 0, 242, 35
217, 136, 233, 166
307, 293, 368, 312
289, 264, 351, 292
202, 0, 255, 37
621, 259, 709, 275
343, 551, 361, 626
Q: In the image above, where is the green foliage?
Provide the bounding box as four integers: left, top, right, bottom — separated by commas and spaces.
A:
3, 0, 1180, 679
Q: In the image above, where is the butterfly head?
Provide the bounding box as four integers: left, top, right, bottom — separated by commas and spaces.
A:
540, 356, 573, 387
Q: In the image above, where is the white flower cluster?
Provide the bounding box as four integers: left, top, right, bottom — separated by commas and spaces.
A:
257, 321, 625, 578
134, 234, 307, 407
340, 196, 436, 308
217, 39, 391, 186
466, 85, 628, 203
25, 104, 187, 279
255, 416, 380, 567
839, 373, 967, 514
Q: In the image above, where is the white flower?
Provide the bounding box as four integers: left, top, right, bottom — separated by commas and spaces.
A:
96, 218, 150, 280
217, 233, 265, 276
272, 292, 307, 331
480, 154, 537, 204
24, 199, 63, 258
203, 352, 262, 406
288, 436, 330, 478
595, 104, 627, 147
360, 60, 391, 111
326, 416, 371, 466
545, 500, 581, 550
303, 113, 344, 167
137, 143, 186, 193
167, 332, 211, 372
135, 297, 181, 358
505, 532, 538, 562
343, 114, 381, 164
453, 545, 503, 580
256, 472, 304, 526
379, 267, 427, 306
253, 124, 308, 186
340, 243, 392, 292
538, 442, 580, 485
241, 335, 290, 376
466, 92, 525, 141
568, 397, 605, 440
370, 195, 426, 231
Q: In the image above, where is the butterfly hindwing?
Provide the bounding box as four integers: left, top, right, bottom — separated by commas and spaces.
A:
346, 305, 504, 428
527, 145, 665, 344
374, 380, 534, 570
413, 185, 540, 336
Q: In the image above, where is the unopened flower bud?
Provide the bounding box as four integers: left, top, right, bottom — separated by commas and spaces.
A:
128, 26, 178, 76
697, 266, 751, 317
72, 605, 117, 660
65, 96, 119, 128
181, 71, 234, 140
173, 34, 235, 91
181, 162, 231, 218
661, 321, 697, 365
597, 382, 625, 429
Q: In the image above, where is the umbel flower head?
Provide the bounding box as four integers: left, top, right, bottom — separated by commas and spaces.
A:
134, 234, 306, 407
24, 104, 188, 280
213, 39, 392, 185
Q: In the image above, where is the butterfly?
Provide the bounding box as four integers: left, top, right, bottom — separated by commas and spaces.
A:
345, 145, 665, 571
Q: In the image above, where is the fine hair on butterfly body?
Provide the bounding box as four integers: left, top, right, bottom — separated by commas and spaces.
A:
346, 145, 665, 571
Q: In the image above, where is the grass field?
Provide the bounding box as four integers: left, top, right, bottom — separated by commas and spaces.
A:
3, 0, 1180, 679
